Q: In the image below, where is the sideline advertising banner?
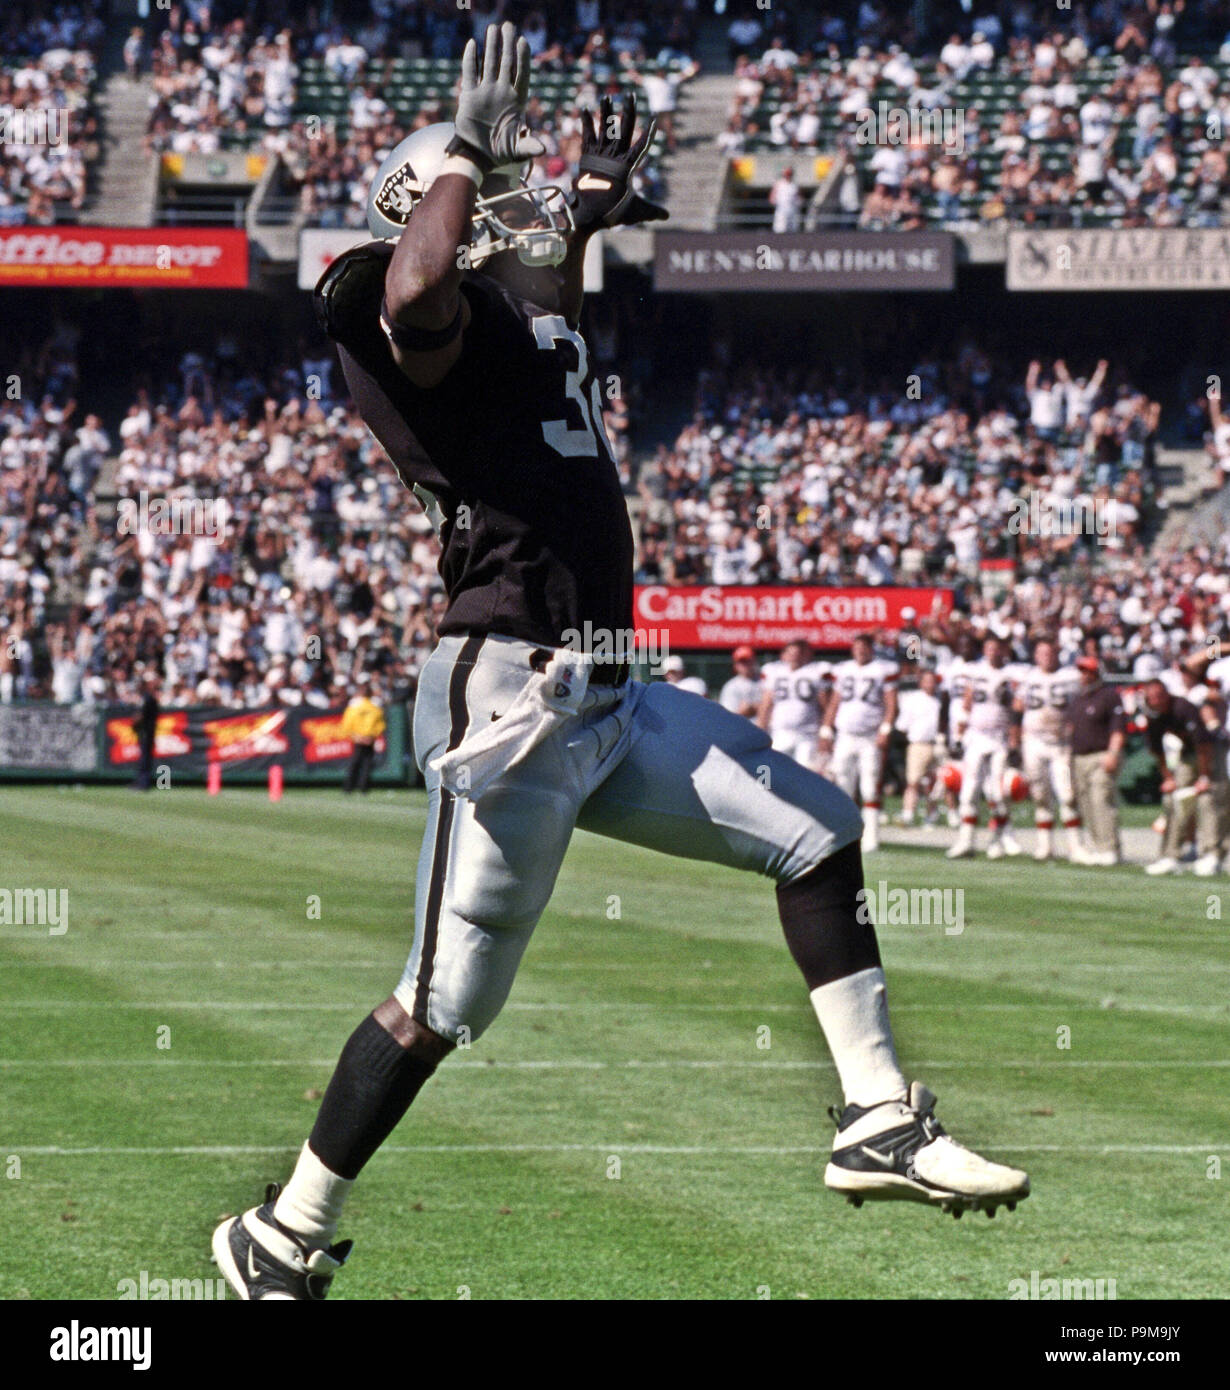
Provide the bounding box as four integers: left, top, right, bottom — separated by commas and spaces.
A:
1006, 228, 1230, 291
99, 703, 403, 783
0, 227, 249, 288
654, 231, 956, 291
633, 585, 953, 649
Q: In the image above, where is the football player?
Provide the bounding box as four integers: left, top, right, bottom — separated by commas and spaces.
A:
821, 633, 898, 854
211, 26, 1027, 1300
936, 631, 976, 826
947, 635, 1023, 860
1015, 639, 1082, 861
756, 638, 831, 771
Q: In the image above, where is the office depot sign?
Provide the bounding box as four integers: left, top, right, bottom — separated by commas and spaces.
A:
0, 227, 249, 287
633, 585, 953, 649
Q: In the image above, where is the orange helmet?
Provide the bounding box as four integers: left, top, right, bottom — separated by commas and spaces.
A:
1001, 768, 1029, 803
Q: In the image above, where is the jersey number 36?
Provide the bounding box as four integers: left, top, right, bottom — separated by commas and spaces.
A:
533, 315, 616, 463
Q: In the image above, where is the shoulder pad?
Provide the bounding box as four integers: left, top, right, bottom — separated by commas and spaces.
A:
313, 238, 396, 340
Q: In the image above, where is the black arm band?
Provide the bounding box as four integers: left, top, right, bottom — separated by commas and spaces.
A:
380, 295, 464, 352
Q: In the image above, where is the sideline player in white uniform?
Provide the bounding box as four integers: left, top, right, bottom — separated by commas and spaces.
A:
947, 635, 1022, 859
938, 639, 975, 744
822, 632, 898, 853
757, 639, 831, 770
1015, 639, 1082, 861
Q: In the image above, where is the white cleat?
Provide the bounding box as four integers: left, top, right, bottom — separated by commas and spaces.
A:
1144, 856, 1181, 876
1192, 853, 1221, 877
825, 1082, 1030, 1218
946, 827, 976, 859
1000, 830, 1023, 857
1083, 850, 1119, 867
985, 837, 1005, 860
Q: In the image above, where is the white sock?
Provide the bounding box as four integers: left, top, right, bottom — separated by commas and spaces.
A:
273, 1143, 354, 1245
810, 966, 908, 1109
863, 807, 880, 838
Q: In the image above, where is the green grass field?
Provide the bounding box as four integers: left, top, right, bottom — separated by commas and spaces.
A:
2, 785, 1227, 1300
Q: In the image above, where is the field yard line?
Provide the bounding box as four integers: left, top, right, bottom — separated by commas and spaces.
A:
8, 929, 1221, 947
3, 1058, 1229, 1068
3, 999, 1227, 1018
0, 933, 363, 944
0, 960, 396, 969
6, 1143, 1226, 1157
6, 956, 1230, 973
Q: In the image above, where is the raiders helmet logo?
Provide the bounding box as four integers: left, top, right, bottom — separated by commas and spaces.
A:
373, 166, 421, 225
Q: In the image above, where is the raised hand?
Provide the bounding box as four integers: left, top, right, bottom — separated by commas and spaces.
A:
571, 93, 669, 231
452, 21, 544, 172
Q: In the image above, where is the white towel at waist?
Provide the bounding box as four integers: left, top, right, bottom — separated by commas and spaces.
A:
429, 647, 593, 800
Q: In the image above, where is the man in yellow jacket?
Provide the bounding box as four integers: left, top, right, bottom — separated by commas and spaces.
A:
340, 676, 386, 794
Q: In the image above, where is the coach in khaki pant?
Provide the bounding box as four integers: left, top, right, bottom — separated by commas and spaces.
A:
1065, 657, 1126, 865
1141, 679, 1223, 876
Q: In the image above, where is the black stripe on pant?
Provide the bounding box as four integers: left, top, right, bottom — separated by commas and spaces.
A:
411, 634, 485, 1028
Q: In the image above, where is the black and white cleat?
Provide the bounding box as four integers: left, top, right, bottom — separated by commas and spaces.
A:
212, 1183, 352, 1300
824, 1082, 1030, 1218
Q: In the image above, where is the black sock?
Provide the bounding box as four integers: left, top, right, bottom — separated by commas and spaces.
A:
308, 1013, 439, 1180
776, 840, 882, 990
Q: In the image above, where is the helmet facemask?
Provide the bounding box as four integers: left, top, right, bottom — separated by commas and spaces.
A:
367, 124, 572, 269
469, 177, 573, 268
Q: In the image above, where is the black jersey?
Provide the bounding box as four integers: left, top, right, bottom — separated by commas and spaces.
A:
315, 240, 634, 649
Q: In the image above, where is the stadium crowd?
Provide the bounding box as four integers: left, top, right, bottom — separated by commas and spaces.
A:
3, 302, 1230, 873
0, 309, 639, 709
132, 0, 686, 223
720, 0, 1230, 228
0, 310, 1217, 720
0, 0, 103, 224
633, 350, 1161, 589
